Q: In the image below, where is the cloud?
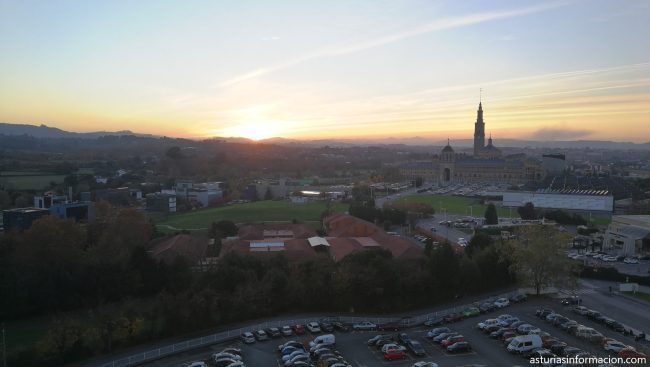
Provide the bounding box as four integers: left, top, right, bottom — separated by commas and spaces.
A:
219, 1, 570, 87
261, 36, 281, 41
529, 126, 594, 141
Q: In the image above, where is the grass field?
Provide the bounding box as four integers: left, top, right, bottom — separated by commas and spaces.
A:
154, 200, 349, 232
0, 174, 65, 190
399, 194, 517, 218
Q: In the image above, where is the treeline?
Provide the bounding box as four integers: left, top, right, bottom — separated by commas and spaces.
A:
1, 207, 513, 366
517, 202, 588, 225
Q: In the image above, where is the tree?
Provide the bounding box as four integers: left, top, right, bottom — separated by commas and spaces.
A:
484, 203, 498, 225
517, 202, 537, 220
264, 186, 273, 200
210, 220, 239, 238
465, 232, 491, 258
505, 225, 574, 296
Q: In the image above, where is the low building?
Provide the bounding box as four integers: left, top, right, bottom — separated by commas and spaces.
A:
49, 202, 95, 222
604, 215, 650, 257
2, 207, 50, 231
502, 189, 614, 213
146, 193, 177, 212
93, 187, 133, 206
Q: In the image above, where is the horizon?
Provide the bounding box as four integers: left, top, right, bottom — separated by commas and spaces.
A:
1, 1, 650, 142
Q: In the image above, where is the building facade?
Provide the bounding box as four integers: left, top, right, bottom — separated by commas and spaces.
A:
400, 102, 546, 185
604, 215, 650, 257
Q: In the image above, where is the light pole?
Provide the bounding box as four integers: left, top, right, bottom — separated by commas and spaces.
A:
2, 322, 5, 367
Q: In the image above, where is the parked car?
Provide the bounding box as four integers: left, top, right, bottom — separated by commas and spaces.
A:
187, 362, 207, 367
254, 329, 269, 341
281, 326, 293, 336
332, 322, 350, 332
367, 334, 392, 346
479, 302, 496, 313
292, 324, 306, 335
441, 334, 465, 348
433, 332, 458, 343
447, 341, 471, 353
423, 316, 444, 326
353, 321, 377, 331
377, 322, 401, 331
240, 332, 255, 344
212, 352, 242, 362
560, 296, 581, 305
426, 327, 451, 339
619, 347, 648, 359
571, 306, 589, 315
490, 327, 514, 339
397, 333, 411, 344
384, 348, 407, 360
510, 293, 527, 303
604, 340, 628, 353
462, 307, 480, 318
406, 340, 426, 356
493, 298, 510, 308
267, 327, 281, 338
443, 313, 464, 323
507, 335, 542, 354
575, 327, 604, 343
412, 362, 439, 367
478, 318, 500, 331
536, 309, 554, 319
381, 343, 407, 353
307, 322, 322, 333
319, 322, 335, 332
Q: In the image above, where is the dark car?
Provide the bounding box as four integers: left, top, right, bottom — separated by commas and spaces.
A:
586, 310, 601, 320
510, 294, 527, 303
523, 347, 545, 359
319, 322, 334, 332
397, 333, 411, 344
367, 334, 392, 346
377, 322, 401, 331
593, 314, 607, 324
561, 346, 582, 357
423, 316, 444, 326
552, 316, 570, 327
406, 340, 426, 356
479, 302, 496, 313
447, 341, 471, 353
443, 313, 464, 323
536, 309, 554, 319
560, 296, 581, 305
332, 322, 350, 332
376, 339, 394, 348
605, 319, 625, 332
484, 324, 501, 333
490, 327, 513, 339
434, 332, 458, 343
550, 343, 567, 356
266, 327, 281, 338
214, 359, 239, 367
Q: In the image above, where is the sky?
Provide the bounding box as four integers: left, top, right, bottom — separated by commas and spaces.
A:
1, 0, 649, 142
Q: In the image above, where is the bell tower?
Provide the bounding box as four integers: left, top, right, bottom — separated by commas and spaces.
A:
473, 101, 485, 157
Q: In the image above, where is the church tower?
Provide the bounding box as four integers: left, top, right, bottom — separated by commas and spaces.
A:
473, 102, 485, 157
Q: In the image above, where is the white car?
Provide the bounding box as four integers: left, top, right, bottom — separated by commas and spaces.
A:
624, 257, 639, 264
187, 362, 207, 367
494, 298, 510, 308
353, 321, 376, 331
212, 352, 242, 362
381, 343, 407, 353
604, 340, 628, 352
412, 362, 439, 367
307, 322, 321, 333
281, 325, 293, 336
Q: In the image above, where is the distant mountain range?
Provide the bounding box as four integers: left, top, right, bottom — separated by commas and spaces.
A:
1, 122, 649, 150
0, 123, 157, 139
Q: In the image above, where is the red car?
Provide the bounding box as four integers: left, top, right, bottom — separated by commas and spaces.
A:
619, 348, 647, 359
292, 324, 305, 335
441, 335, 465, 348
384, 348, 407, 360
443, 313, 464, 323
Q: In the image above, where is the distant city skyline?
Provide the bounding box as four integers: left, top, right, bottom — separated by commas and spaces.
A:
1, 0, 649, 142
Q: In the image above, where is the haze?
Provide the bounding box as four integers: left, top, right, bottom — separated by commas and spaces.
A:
1, 0, 649, 142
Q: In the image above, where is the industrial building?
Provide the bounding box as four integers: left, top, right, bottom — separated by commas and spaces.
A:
604, 215, 650, 257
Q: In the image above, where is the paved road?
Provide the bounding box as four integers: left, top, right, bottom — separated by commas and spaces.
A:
417, 215, 475, 245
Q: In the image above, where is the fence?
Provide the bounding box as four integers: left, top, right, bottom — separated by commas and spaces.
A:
92, 290, 519, 367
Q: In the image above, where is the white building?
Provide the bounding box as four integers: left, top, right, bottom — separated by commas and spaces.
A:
502, 189, 613, 213
604, 215, 650, 257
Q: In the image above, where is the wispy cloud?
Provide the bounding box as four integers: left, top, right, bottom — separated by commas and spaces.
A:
219, 1, 570, 87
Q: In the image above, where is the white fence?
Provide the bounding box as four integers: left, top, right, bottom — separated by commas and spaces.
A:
91, 290, 518, 367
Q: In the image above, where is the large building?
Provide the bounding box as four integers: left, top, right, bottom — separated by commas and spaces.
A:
604, 215, 650, 257
502, 189, 614, 213
401, 102, 546, 185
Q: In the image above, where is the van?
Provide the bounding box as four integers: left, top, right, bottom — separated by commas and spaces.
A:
309, 334, 335, 349
506, 335, 542, 354
575, 327, 604, 343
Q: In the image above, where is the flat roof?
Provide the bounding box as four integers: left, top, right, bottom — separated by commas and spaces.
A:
308, 236, 330, 247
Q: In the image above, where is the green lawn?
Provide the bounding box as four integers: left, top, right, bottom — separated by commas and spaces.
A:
0, 174, 66, 190
624, 291, 650, 303
399, 194, 517, 218
154, 200, 349, 232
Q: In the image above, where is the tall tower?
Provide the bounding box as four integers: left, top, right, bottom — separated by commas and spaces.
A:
473, 102, 485, 157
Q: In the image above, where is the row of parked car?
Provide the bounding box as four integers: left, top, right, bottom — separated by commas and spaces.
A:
185, 347, 245, 367
366, 332, 430, 361
475, 312, 617, 366
424, 327, 472, 354
421, 293, 526, 327
240, 320, 351, 344
277, 335, 350, 367
567, 251, 640, 264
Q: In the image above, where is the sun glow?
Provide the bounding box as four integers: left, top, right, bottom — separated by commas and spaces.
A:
219, 120, 287, 141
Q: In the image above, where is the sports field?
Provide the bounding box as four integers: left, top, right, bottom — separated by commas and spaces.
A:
0, 172, 65, 190
154, 200, 349, 232
398, 194, 517, 218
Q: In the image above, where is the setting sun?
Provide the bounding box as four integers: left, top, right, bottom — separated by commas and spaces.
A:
220, 120, 286, 141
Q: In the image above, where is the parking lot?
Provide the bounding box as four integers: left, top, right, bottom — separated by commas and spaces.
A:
138, 292, 649, 367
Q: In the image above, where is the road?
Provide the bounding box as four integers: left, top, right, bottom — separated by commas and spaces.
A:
417, 215, 475, 245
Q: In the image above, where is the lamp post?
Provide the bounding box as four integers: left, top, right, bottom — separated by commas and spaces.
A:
2, 323, 5, 367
